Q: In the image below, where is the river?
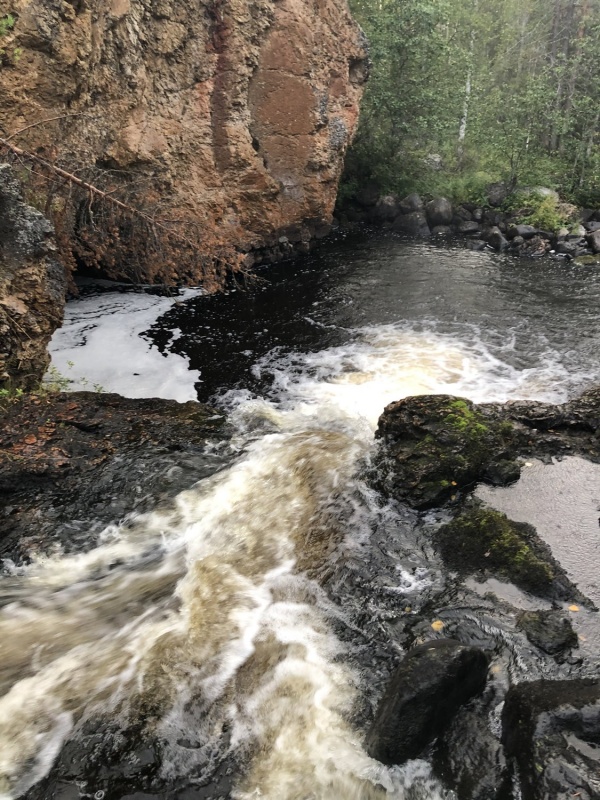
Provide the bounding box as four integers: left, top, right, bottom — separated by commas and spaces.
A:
2, 234, 600, 799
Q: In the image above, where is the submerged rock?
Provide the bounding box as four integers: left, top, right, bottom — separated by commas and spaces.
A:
372, 395, 518, 509
502, 679, 600, 800
0, 164, 66, 390
366, 639, 489, 765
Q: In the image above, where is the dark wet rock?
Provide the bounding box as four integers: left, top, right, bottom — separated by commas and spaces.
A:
372, 388, 600, 513
434, 688, 508, 800
517, 610, 578, 656
507, 224, 537, 240
583, 220, 600, 233
23, 716, 236, 800
486, 226, 509, 252
392, 211, 431, 237
366, 639, 490, 765
502, 679, 600, 800
398, 193, 424, 214
426, 197, 453, 227
434, 506, 586, 603
372, 395, 518, 509
483, 209, 506, 227
0, 392, 231, 562
0, 164, 66, 391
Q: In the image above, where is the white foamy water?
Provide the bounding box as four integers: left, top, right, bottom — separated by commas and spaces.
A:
48, 289, 202, 402
2, 308, 591, 799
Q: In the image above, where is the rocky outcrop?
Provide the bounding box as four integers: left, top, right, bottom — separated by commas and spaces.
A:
372, 388, 600, 511
0, 0, 367, 283
0, 164, 66, 390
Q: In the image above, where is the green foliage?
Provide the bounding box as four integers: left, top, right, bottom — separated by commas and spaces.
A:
0, 13, 17, 62
501, 191, 572, 232
342, 0, 600, 206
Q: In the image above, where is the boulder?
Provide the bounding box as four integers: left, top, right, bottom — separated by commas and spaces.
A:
483, 209, 506, 227
555, 240, 580, 257
502, 679, 600, 800
456, 221, 481, 235
399, 193, 424, 214
586, 229, 600, 254
472, 208, 484, 222
507, 224, 537, 240
516, 611, 578, 656
372, 195, 400, 222
487, 183, 509, 207
486, 226, 509, 252
425, 197, 453, 227
366, 640, 489, 765
392, 211, 431, 237
0, 164, 66, 390
453, 206, 473, 222
372, 395, 518, 509
583, 220, 600, 233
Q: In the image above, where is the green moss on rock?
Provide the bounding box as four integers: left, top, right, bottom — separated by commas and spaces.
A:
435, 507, 554, 594
373, 395, 519, 509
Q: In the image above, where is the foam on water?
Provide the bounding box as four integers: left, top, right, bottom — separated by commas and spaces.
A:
3, 303, 595, 798
48, 289, 202, 402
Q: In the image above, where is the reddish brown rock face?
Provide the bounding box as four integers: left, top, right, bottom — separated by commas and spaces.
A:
0, 0, 367, 282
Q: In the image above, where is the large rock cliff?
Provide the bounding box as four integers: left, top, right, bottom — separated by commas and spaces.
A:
0, 0, 367, 283
0, 164, 66, 390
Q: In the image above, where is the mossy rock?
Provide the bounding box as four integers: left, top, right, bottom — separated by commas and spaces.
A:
572, 254, 600, 266
435, 506, 589, 603
373, 395, 519, 509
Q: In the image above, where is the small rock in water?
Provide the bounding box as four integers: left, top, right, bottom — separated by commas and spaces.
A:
517, 610, 578, 656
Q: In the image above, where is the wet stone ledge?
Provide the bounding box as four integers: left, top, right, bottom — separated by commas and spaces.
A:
0, 391, 232, 564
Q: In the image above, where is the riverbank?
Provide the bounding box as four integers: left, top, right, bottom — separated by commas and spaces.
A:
337, 187, 600, 262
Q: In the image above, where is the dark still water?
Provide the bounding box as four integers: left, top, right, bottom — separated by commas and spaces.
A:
148, 231, 600, 404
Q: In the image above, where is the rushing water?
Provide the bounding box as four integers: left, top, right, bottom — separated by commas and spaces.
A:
3, 235, 600, 799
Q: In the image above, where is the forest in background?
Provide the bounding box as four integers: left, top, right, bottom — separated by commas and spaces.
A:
342, 0, 600, 207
